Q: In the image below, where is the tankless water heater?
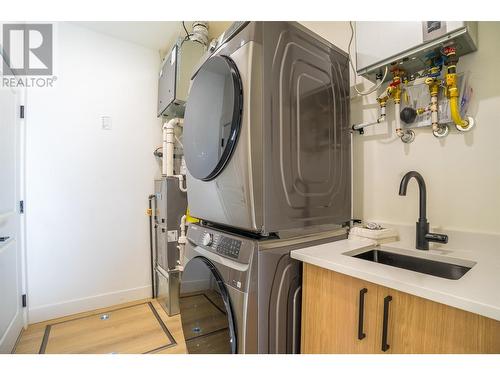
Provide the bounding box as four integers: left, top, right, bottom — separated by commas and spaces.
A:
355, 21, 478, 82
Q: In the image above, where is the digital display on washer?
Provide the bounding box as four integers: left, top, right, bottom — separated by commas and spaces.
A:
216, 236, 242, 259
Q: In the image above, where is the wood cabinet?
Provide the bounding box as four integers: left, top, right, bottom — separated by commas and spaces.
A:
300, 264, 379, 353
301, 263, 500, 354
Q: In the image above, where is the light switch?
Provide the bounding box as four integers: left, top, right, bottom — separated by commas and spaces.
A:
101, 116, 112, 130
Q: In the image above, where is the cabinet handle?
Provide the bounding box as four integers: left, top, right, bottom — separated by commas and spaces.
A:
358, 288, 368, 340
0, 236, 11, 242
381, 295, 392, 352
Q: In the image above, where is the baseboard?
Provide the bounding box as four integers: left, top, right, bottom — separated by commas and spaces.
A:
28, 285, 152, 324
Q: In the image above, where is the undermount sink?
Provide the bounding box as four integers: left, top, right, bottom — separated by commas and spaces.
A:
348, 249, 475, 280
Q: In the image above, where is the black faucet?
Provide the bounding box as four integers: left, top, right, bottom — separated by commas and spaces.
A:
399, 171, 448, 250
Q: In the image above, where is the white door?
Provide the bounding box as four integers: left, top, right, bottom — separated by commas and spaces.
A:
0, 84, 24, 353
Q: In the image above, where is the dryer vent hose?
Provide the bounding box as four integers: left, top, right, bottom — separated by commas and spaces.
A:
191, 21, 209, 47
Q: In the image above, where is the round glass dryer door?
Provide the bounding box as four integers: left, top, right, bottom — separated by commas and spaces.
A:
183, 55, 243, 181
179, 256, 237, 354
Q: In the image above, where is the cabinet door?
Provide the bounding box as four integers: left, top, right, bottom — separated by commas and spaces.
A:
376, 287, 500, 354
301, 265, 379, 353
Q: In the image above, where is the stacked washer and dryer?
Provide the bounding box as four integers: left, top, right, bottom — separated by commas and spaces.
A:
177, 22, 351, 354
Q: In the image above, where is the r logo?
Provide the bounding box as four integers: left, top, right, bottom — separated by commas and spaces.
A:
2, 24, 53, 76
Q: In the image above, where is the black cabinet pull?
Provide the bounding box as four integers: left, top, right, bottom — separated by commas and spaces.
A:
381, 295, 392, 352
358, 288, 368, 340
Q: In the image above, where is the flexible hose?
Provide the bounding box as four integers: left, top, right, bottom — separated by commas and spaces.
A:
450, 96, 468, 128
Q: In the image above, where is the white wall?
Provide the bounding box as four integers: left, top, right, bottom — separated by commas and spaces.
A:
301, 21, 500, 235
26, 22, 162, 323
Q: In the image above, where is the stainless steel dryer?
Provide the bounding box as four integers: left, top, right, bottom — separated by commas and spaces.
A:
183, 22, 351, 235
179, 223, 347, 354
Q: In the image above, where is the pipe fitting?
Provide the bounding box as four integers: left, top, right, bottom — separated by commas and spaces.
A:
424, 77, 442, 133
179, 214, 187, 243
352, 104, 386, 133
455, 116, 475, 132
191, 21, 209, 47
176, 175, 187, 193
433, 124, 449, 138
176, 214, 188, 271
162, 118, 184, 176
400, 129, 415, 143
377, 94, 389, 106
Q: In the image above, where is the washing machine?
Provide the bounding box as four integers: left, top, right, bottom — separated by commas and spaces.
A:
183, 21, 351, 235
179, 223, 347, 353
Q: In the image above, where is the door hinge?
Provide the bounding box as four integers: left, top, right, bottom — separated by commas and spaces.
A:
22, 294, 27, 308
20, 105, 25, 119
19, 200, 24, 214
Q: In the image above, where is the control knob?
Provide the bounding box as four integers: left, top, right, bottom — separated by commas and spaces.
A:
202, 233, 213, 247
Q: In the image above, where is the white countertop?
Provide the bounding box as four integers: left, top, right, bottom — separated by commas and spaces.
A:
291, 227, 500, 321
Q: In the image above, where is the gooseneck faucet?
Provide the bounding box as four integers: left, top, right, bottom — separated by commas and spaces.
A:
399, 171, 448, 250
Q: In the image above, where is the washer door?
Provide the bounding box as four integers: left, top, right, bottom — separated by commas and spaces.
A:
179, 256, 237, 354
183, 55, 243, 181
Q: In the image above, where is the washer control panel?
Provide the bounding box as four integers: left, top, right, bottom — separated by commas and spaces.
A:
187, 224, 253, 263
216, 236, 242, 259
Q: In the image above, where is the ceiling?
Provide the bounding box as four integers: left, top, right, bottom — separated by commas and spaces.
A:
73, 21, 232, 53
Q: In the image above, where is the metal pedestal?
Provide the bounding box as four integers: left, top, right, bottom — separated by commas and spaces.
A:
156, 266, 180, 316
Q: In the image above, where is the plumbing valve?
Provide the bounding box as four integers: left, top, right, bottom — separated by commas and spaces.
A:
424, 77, 449, 138
390, 69, 414, 143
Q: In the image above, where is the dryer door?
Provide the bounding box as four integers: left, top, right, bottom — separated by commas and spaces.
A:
179, 256, 237, 354
183, 55, 243, 181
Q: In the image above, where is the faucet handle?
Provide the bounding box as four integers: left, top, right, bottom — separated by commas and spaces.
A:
425, 232, 448, 244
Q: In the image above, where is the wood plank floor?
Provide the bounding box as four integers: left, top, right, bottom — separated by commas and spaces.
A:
13, 299, 187, 354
